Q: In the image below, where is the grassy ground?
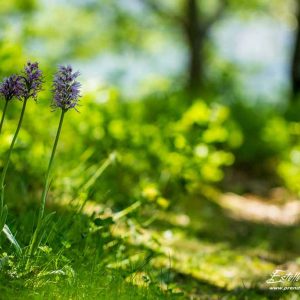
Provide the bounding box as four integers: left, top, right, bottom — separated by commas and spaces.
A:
1, 186, 299, 300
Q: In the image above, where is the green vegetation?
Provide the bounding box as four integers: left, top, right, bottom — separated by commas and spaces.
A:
1, 0, 300, 299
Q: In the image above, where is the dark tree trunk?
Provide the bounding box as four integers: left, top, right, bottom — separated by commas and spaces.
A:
184, 0, 204, 93
143, 0, 226, 95
291, 0, 300, 99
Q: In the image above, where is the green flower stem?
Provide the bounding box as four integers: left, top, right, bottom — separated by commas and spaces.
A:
27, 109, 65, 266
0, 98, 28, 211
38, 109, 65, 221
0, 100, 9, 135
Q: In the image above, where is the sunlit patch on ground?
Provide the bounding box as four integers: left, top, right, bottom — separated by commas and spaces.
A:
219, 192, 300, 226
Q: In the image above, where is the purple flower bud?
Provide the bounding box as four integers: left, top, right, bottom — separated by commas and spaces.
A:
0, 75, 23, 101
21, 61, 43, 100
52, 65, 81, 111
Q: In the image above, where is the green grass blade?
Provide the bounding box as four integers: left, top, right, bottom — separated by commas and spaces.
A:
2, 224, 22, 256
0, 205, 8, 231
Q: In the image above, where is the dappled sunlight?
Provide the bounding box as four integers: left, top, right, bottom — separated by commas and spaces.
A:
219, 192, 300, 225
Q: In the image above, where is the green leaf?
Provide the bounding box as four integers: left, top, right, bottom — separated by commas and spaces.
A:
2, 224, 22, 256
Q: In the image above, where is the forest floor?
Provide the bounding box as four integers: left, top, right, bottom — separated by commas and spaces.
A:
1, 185, 300, 299
78, 185, 300, 299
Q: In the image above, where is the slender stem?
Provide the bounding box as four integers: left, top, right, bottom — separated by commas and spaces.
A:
38, 109, 65, 222
0, 100, 9, 135
0, 98, 28, 210
26, 110, 65, 266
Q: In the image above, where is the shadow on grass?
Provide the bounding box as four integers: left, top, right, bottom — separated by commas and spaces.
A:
3, 195, 300, 299
151, 195, 300, 258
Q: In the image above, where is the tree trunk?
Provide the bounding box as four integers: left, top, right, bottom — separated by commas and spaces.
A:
291, 0, 300, 99
184, 0, 204, 93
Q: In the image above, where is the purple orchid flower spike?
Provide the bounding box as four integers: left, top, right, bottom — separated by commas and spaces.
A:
0, 75, 23, 102
20, 61, 43, 101
52, 65, 81, 111
0, 75, 24, 134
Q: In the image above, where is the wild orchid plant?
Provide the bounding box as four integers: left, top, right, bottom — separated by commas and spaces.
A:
0, 62, 81, 260
27, 65, 81, 260
40, 65, 81, 220
0, 63, 43, 251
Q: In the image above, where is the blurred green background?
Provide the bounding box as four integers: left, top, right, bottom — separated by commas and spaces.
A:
0, 0, 299, 203
1, 0, 300, 299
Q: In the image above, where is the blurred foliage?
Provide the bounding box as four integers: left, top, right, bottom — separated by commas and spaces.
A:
229, 102, 287, 166
225, 98, 300, 196
0, 0, 297, 229
0, 85, 241, 210
276, 102, 300, 194
0, 0, 298, 223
